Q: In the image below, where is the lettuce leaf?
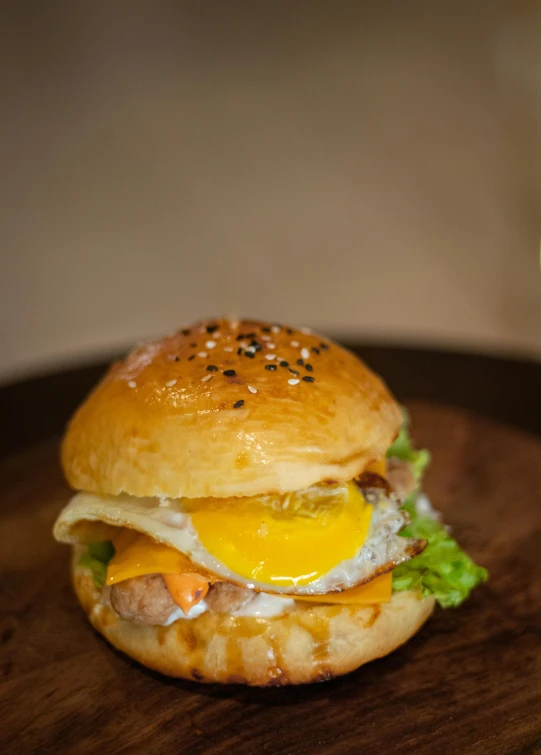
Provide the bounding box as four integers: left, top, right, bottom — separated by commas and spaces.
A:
392, 498, 488, 607
387, 407, 430, 483
79, 541, 115, 588
389, 410, 487, 607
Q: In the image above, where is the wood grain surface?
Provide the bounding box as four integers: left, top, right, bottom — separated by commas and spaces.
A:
0, 399, 540, 754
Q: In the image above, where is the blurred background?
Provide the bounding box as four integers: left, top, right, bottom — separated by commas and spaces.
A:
1, 1, 540, 384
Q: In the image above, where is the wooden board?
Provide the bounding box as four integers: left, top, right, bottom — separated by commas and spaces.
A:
1, 402, 540, 754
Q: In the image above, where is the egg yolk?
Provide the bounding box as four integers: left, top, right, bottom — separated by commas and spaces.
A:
186, 482, 372, 587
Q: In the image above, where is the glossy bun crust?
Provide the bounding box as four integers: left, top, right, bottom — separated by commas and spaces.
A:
62, 319, 401, 499
73, 560, 434, 686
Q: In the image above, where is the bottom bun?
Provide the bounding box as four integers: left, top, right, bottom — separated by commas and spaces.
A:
72, 557, 435, 686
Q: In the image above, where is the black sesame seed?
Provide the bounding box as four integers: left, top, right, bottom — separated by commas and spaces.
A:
224, 369, 236, 377
206, 324, 218, 333
181, 329, 191, 336
250, 341, 262, 351
265, 364, 277, 371
233, 400, 245, 409
237, 347, 243, 355
244, 351, 255, 358
286, 328, 294, 335
302, 376, 315, 382
207, 365, 218, 371
279, 360, 289, 368
261, 327, 271, 333
236, 334, 245, 341
174, 356, 180, 362
305, 363, 313, 371
245, 332, 256, 338
188, 354, 195, 361
311, 347, 320, 355
320, 342, 329, 350
296, 358, 304, 366
289, 368, 299, 376
190, 342, 197, 348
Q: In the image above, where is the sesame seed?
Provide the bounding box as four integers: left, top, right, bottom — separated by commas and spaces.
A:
233, 399, 245, 409
174, 356, 180, 362
206, 324, 218, 333
297, 358, 304, 366
288, 378, 300, 385
290, 340, 299, 347
201, 374, 213, 383
245, 332, 256, 338
320, 343, 329, 350
301, 347, 310, 360
181, 329, 191, 336
271, 325, 280, 334
224, 369, 236, 377
188, 354, 195, 361
236, 334, 245, 341
213, 332, 221, 339
165, 379, 177, 387
261, 327, 271, 333
197, 351, 208, 358
223, 346, 233, 352
128, 380, 137, 388
206, 340, 216, 349
267, 343, 276, 349
279, 360, 289, 367
265, 353, 276, 361
190, 343, 197, 348
286, 328, 294, 335
299, 326, 312, 334
240, 341, 249, 349
265, 364, 277, 371
311, 347, 320, 355
289, 368, 299, 375
305, 363, 313, 371
302, 376, 315, 382
206, 365, 218, 371
237, 347, 243, 355
247, 385, 258, 394
245, 351, 255, 358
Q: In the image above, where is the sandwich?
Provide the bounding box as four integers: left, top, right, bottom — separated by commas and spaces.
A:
53, 318, 487, 685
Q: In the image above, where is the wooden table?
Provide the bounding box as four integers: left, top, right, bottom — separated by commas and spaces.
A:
1, 345, 540, 754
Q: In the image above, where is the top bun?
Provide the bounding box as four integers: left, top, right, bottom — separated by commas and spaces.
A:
62, 319, 401, 499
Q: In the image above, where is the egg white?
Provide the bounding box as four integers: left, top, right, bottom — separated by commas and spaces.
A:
54, 489, 417, 595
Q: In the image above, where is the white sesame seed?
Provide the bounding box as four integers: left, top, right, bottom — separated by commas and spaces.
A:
197, 351, 208, 358
265, 353, 276, 361
299, 326, 312, 334
165, 379, 177, 388
223, 346, 233, 352
301, 347, 310, 360
260, 335, 271, 341
247, 385, 258, 394
206, 340, 216, 349
201, 374, 213, 383
213, 332, 221, 339
245, 346, 256, 354
128, 380, 137, 388
271, 326, 280, 334
288, 378, 300, 386
240, 341, 248, 349
290, 341, 299, 347
267, 343, 276, 349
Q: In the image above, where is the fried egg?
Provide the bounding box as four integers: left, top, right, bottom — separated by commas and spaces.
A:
54, 482, 421, 595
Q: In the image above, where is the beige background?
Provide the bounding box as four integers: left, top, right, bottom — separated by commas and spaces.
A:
1, 2, 540, 383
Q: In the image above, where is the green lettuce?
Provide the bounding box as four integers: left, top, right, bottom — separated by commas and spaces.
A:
386, 407, 430, 483
389, 410, 488, 607
392, 498, 488, 607
79, 540, 115, 588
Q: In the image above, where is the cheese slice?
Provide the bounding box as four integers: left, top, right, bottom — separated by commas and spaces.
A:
106, 529, 209, 586
293, 572, 392, 604
366, 459, 387, 477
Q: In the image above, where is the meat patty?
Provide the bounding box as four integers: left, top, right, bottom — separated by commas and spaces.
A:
386, 457, 417, 500
205, 582, 255, 613
110, 574, 177, 625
